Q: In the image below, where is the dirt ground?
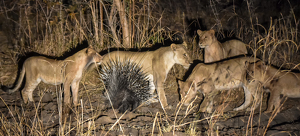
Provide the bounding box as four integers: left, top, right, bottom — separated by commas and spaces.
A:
1, 32, 300, 136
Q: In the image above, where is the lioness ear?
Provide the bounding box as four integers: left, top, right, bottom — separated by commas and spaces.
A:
171, 43, 177, 51
197, 30, 203, 36
210, 29, 216, 40
86, 48, 89, 54
86, 46, 95, 54
244, 61, 249, 68
256, 61, 263, 68
182, 42, 187, 48
88, 45, 95, 50
178, 80, 182, 87
86, 45, 93, 53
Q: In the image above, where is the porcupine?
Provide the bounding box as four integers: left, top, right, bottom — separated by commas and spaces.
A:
100, 59, 153, 113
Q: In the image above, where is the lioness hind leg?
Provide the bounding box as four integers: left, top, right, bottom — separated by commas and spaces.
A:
22, 79, 41, 103
21, 88, 29, 104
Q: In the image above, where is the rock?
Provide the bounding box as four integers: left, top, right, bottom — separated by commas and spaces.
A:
41, 92, 53, 103
43, 102, 57, 111
163, 132, 187, 136
96, 116, 116, 124
123, 112, 137, 120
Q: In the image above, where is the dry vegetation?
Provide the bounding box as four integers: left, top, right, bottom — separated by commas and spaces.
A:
0, 0, 299, 135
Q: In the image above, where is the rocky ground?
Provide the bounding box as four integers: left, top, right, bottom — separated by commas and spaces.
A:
1, 31, 300, 136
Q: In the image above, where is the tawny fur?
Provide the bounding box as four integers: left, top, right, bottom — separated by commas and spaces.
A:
246, 61, 300, 113
197, 29, 248, 63
101, 42, 192, 109
2, 46, 103, 110
178, 56, 260, 113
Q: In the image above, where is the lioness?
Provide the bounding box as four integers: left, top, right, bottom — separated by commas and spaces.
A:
197, 29, 248, 63
246, 60, 300, 113
178, 56, 259, 113
2, 46, 103, 110
101, 42, 192, 109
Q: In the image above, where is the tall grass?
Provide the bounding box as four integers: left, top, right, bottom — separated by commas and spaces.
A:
207, 0, 300, 135
1, 0, 167, 56
0, 0, 299, 135
0, 0, 166, 135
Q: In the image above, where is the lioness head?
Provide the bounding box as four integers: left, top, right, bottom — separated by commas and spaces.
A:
178, 64, 213, 105
178, 80, 197, 106
246, 60, 265, 82
197, 30, 216, 48
171, 42, 193, 69
86, 45, 103, 65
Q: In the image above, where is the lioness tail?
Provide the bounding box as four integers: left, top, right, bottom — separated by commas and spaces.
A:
1, 65, 26, 94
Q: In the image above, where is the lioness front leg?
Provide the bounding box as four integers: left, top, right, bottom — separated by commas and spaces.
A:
246, 91, 263, 111
265, 89, 281, 113
71, 80, 80, 107
198, 95, 211, 113
147, 74, 159, 103
63, 80, 72, 113
156, 83, 169, 109
198, 90, 218, 113
246, 81, 263, 111
154, 73, 169, 109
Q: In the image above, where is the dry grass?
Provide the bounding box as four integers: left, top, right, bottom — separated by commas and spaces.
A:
0, 0, 299, 135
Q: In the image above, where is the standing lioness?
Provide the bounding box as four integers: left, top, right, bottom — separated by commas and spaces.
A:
246, 60, 300, 113
197, 29, 248, 63
2, 46, 103, 110
101, 42, 192, 109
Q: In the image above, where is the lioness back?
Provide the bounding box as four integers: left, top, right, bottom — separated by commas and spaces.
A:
102, 51, 154, 74
25, 56, 64, 85
223, 40, 248, 58
203, 57, 253, 90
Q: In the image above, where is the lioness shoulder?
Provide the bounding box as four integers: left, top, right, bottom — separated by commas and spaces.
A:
197, 29, 248, 63
102, 42, 192, 109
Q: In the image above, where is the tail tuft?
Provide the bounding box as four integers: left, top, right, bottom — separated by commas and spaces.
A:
100, 59, 152, 113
